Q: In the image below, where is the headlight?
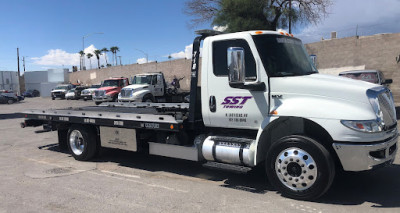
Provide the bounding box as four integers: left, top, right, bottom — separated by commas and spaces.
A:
368, 97, 384, 121
341, 120, 384, 133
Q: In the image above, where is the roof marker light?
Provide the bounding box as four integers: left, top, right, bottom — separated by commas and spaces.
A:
280, 32, 284, 35
255, 31, 263, 34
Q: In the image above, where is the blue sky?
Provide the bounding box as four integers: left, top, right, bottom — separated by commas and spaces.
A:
1, 0, 399, 71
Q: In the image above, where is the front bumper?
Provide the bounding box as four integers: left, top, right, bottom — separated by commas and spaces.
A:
93, 96, 113, 102
333, 133, 398, 171
118, 97, 141, 103
52, 92, 65, 98
81, 94, 93, 100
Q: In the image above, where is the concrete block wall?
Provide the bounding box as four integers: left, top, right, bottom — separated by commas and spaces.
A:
305, 33, 400, 104
69, 58, 194, 90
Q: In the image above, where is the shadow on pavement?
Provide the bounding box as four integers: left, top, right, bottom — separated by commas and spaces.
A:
41, 143, 400, 207
0, 113, 24, 120
318, 165, 400, 207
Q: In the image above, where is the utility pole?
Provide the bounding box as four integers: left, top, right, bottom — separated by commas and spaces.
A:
17, 48, 21, 94
118, 56, 122, 66
288, 0, 292, 34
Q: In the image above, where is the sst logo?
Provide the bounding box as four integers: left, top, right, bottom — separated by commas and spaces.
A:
221, 96, 252, 109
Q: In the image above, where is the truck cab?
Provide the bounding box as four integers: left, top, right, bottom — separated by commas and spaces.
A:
118, 73, 165, 103
93, 77, 129, 105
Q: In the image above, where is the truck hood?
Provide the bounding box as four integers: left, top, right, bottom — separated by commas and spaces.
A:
123, 84, 149, 90
270, 73, 377, 104
98, 86, 119, 93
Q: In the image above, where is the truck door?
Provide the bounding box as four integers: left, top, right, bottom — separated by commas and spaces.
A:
153, 74, 164, 96
205, 38, 268, 129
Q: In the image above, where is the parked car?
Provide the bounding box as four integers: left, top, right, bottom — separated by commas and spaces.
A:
0, 90, 19, 102
0, 94, 17, 104
17, 95, 24, 101
80, 84, 101, 101
74, 86, 88, 100
339, 70, 393, 87
23, 89, 40, 97
51, 84, 74, 100
65, 88, 76, 100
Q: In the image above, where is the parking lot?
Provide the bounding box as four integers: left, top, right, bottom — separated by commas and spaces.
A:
1, 97, 400, 212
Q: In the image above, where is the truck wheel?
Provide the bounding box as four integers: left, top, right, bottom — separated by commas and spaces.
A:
7, 99, 14, 104
95, 102, 101, 105
67, 125, 97, 161
142, 94, 153, 103
265, 135, 335, 200
52, 97, 55, 100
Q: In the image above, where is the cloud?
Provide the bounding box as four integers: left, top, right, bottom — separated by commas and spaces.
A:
32, 44, 109, 68
32, 49, 80, 66
169, 44, 202, 60
296, 0, 400, 43
213, 25, 227, 32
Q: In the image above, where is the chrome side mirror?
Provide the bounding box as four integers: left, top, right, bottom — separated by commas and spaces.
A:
227, 47, 245, 87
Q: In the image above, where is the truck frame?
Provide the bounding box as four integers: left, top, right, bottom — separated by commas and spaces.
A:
21, 30, 398, 200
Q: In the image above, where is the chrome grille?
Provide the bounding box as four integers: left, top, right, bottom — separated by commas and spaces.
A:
94, 90, 105, 97
378, 90, 397, 128
120, 89, 133, 97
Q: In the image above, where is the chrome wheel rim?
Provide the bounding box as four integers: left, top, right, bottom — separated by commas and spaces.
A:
69, 130, 85, 155
275, 147, 317, 191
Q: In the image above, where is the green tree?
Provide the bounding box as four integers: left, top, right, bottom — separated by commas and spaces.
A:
79, 50, 85, 70
185, 0, 331, 32
110, 46, 120, 66
94, 50, 102, 69
101, 48, 109, 66
86, 53, 93, 70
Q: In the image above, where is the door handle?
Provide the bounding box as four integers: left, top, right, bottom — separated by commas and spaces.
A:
209, 96, 216, 112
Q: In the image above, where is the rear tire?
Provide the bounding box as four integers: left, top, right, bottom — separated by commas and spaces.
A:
95, 102, 101, 105
265, 135, 335, 200
67, 125, 98, 161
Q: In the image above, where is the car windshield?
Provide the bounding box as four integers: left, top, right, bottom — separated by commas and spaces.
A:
55, 86, 68, 90
132, 76, 152, 84
102, 80, 120, 87
252, 34, 317, 77
339, 72, 379, 84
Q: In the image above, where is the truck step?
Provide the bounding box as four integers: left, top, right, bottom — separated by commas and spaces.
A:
203, 161, 252, 174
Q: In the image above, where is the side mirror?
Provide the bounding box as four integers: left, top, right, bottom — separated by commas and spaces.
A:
384, 79, 393, 84
227, 47, 245, 88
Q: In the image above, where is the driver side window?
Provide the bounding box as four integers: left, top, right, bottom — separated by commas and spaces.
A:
212, 39, 256, 81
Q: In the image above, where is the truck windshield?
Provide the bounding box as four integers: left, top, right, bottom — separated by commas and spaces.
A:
132, 76, 152, 84
102, 80, 119, 87
252, 35, 317, 77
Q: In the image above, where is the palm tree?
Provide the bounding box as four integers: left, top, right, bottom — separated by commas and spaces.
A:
86, 53, 93, 70
79, 50, 85, 70
94, 50, 102, 69
110, 46, 120, 66
101, 48, 109, 66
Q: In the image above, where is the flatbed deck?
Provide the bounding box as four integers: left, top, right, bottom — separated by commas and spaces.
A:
23, 102, 190, 131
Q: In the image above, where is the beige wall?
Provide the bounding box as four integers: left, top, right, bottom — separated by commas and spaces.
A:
305, 33, 400, 103
69, 58, 194, 90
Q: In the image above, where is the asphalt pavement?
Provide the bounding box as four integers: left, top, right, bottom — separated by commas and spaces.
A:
0, 97, 399, 212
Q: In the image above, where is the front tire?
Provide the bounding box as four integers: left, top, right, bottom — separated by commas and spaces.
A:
67, 125, 98, 161
266, 135, 335, 200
